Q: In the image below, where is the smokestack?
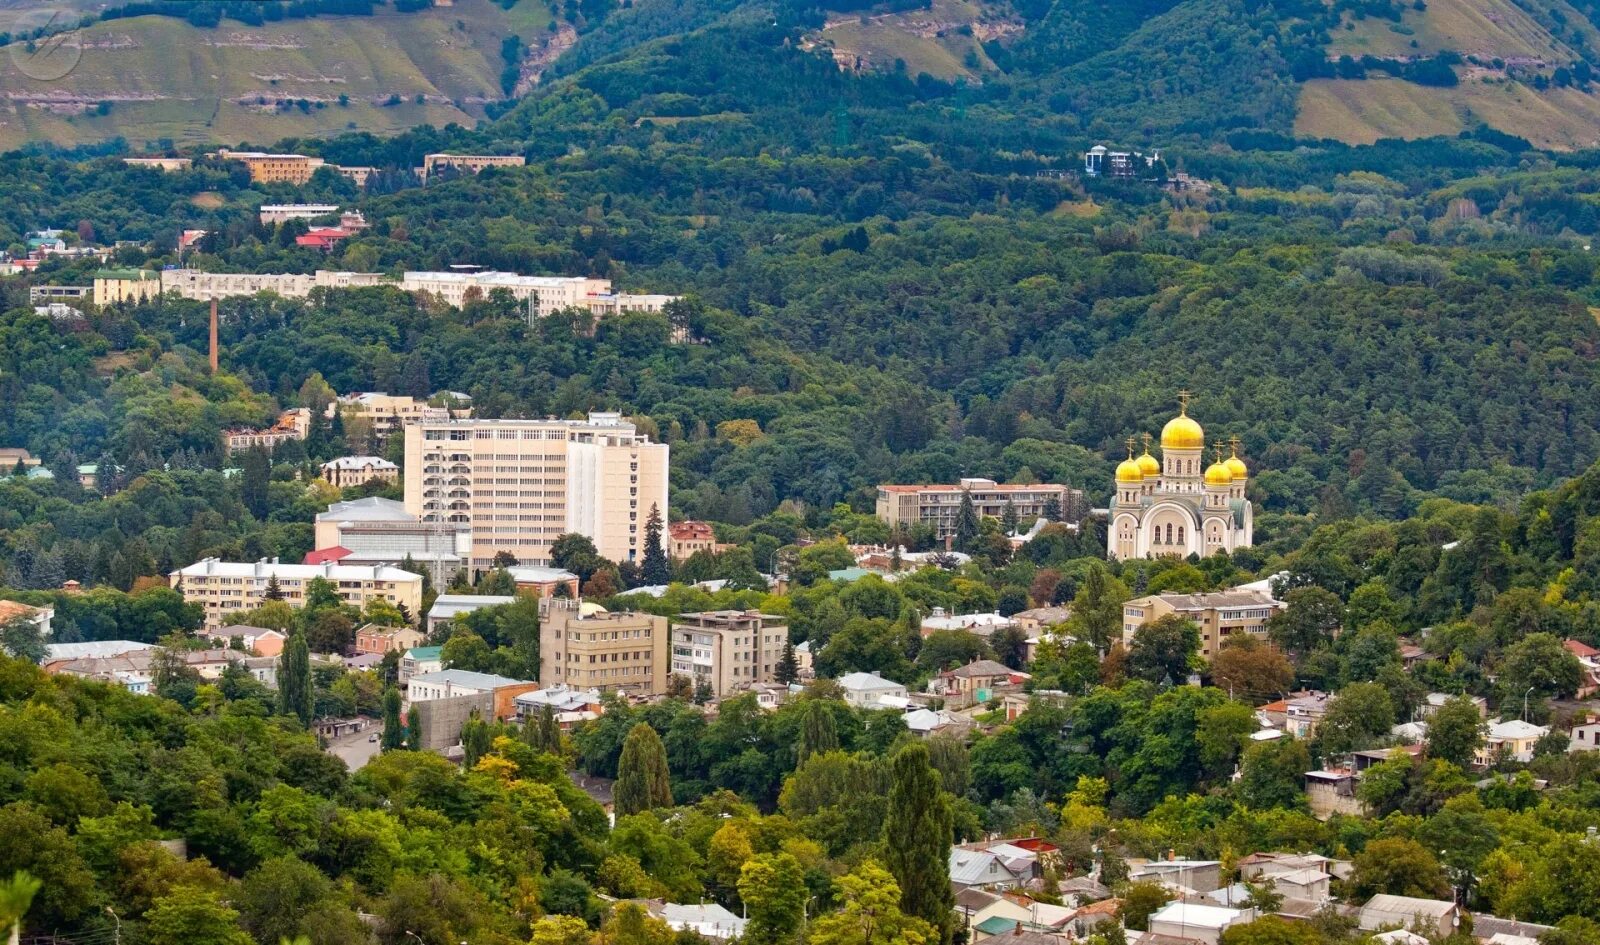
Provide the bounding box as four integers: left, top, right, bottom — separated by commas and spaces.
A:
209, 299, 219, 373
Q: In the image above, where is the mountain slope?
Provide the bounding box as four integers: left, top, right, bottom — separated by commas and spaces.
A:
0, 0, 551, 152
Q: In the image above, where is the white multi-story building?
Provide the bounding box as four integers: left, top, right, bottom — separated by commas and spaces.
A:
670, 610, 788, 698
169, 557, 422, 631
403, 412, 668, 572
399, 270, 676, 318
160, 268, 386, 301
259, 204, 339, 225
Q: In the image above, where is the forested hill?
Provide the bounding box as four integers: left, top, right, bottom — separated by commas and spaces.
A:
13, 0, 1600, 150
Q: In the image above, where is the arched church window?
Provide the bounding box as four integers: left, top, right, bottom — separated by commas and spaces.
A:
1177, 525, 1185, 544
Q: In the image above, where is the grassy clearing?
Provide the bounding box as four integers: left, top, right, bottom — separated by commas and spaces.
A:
1327, 0, 1582, 60
1296, 76, 1600, 150
0, 0, 547, 151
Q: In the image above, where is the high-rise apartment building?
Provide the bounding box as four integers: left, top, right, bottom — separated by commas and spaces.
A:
670, 610, 788, 698
539, 597, 669, 695
403, 412, 669, 573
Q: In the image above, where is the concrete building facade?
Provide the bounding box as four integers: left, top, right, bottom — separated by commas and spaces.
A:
538, 598, 669, 695
169, 557, 422, 631
1121, 589, 1286, 662
419, 153, 526, 180
313, 497, 470, 579
320, 456, 400, 489
403, 412, 668, 571
92, 269, 162, 306
669, 610, 788, 697
875, 478, 1078, 539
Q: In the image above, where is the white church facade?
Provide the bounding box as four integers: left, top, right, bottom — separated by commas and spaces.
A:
1108, 395, 1253, 561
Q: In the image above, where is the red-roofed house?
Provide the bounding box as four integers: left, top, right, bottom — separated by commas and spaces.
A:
295, 226, 353, 250
1565, 639, 1600, 697
303, 546, 352, 565
669, 520, 733, 561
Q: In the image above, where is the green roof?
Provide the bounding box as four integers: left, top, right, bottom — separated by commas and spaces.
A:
405, 646, 442, 660
828, 567, 875, 582
974, 918, 1053, 935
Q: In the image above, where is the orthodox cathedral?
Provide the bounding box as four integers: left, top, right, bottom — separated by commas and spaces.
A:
1107, 394, 1253, 560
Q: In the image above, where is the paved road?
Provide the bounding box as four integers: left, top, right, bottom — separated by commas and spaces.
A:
327, 727, 383, 771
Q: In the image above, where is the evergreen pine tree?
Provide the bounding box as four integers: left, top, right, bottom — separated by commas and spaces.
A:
614, 722, 673, 815
277, 632, 314, 727
954, 491, 979, 552
641, 504, 671, 586
264, 574, 284, 600
381, 687, 404, 751
407, 706, 423, 749
240, 447, 270, 519
882, 742, 954, 944
775, 641, 799, 684
1001, 500, 1019, 535
799, 699, 838, 762
1042, 494, 1063, 522
540, 703, 561, 752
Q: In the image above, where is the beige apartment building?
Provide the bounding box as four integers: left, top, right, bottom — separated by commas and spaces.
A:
216, 150, 330, 185
1121, 589, 1286, 662
419, 153, 526, 180
539, 597, 669, 695
92, 270, 162, 306
320, 456, 399, 489
335, 392, 469, 452
403, 412, 669, 573
876, 478, 1080, 538
170, 557, 423, 631
670, 610, 788, 698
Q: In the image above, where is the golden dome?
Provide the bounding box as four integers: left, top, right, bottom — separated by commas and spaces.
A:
1161, 413, 1205, 450
1116, 458, 1145, 483
1224, 455, 1248, 480
1204, 461, 1233, 486
1136, 434, 1161, 477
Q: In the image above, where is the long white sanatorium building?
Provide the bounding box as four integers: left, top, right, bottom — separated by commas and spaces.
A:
160, 268, 676, 318
404, 412, 669, 574
170, 558, 423, 631
1108, 398, 1253, 560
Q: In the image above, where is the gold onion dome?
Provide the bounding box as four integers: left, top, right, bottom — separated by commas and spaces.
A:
1204, 461, 1234, 486
1136, 435, 1161, 477
1116, 457, 1145, 483
1161, 411, 1205, 450
1224, 451, 1248, 481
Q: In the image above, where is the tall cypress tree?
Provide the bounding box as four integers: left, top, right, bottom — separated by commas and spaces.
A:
614, 722, 673, 815
462, 709, 492, 769
407, 706, 423, 749
641, 504, 671, 586
277, 632, 314, 727
953, 491, 979, 552
799, 698, 838, 762
775, 641, 799, 684
380, 687, 404, 751
883, 742, 954, 944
